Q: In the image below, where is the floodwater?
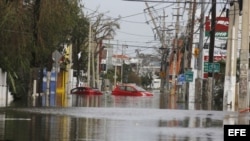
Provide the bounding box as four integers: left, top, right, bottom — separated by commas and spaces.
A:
0, 90, 249, 141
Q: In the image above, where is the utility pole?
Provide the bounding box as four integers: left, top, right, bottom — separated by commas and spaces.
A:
114, 40, 118, 87
114, 40, 119, 87
186, 0, 196, 103
96, 41, 101, 89
238, 0, 249, 111
121, 45, 123, 84
144, 2, 166, 49
144, 2, 167, 91
171, 0, 181, 95
197, 0, 204, 75
87, 24, 92, 86
91, 37, 95, 87
223, 2, 239, 111
195, 0, 204, 104
162, 10, 167, 91
207, 0, 216, 110
121, 44, 127, 84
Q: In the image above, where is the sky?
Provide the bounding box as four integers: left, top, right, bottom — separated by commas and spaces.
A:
82, 0, 228, 57
82, 0, 177, 57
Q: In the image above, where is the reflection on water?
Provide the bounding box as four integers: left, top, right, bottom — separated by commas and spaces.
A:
0, 90, 249, 141
70, 92, 161, 108
2, 90, 222, 111
1, 107, 239, 141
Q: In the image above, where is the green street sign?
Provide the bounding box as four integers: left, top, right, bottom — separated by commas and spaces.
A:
205, 31, 228, 37
213, 63, 220, 72
185, 71, 193, 82
204, 62, 220, 72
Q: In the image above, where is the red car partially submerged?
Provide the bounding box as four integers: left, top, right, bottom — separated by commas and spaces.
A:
112, 84, 153, 96
70, 87, 103, 95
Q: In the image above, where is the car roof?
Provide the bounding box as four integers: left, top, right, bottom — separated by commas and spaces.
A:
117, 83, 136, 86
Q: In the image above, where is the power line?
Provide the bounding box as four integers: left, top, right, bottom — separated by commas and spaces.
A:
123, 0, 227, 4
116, 30, 154, 37
104, 42, 158, 49
84, 3, 175, 24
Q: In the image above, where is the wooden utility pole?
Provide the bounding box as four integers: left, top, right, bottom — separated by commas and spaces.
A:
144, 2, 167, 91
162, 10, 168, 91
207, 0, 216, 110
208, 0, 216, 77
238, 0, 249, 111
223, 2, 239, 111
186, 0, 196, 103
194, 0, 203, 105
145, 2, 166, 47
171, 0, 181, 95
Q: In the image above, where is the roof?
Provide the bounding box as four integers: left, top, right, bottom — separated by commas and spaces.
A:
112, 54, 129, 59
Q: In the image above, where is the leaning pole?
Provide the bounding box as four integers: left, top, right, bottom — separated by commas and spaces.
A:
238, 0, 249, 112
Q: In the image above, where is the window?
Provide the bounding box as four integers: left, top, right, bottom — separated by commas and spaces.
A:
119, 86, 125, 91
126, 86, 134, 92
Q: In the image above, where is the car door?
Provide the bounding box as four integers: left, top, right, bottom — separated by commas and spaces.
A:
118, 86, 126, 96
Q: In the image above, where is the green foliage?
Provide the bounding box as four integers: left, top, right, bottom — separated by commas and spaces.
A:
105, 64, 141, 85
71, 16, 89, 71
127, 72, 141, 85
0, 0, 120, 97
0, 0, 88, 97
105, 69, 116, 84
140, 72, 153, 88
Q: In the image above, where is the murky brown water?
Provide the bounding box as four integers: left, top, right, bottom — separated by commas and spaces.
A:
0, 90, 249, 141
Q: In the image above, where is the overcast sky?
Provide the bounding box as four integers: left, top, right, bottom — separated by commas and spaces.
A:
82, 0, 175, 57
82, 0, 227, 57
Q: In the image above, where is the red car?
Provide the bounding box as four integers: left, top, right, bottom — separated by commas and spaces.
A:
70, 87, 103, 95
111, 84, 153, 96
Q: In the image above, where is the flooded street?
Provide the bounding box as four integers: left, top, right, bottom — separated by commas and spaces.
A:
0, 90, 249, 141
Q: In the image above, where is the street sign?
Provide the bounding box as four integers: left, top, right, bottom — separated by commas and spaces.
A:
160, 71, 166, 78
213, 63, 220, 72
177, 74, 185, 85
204, 62, 220, 72
185, 71, 193, 82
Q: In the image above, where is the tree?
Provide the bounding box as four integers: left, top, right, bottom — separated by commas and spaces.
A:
29, 0, 86, 95
84, 11, 120, 88
0, 0, 121, 98
127, 72, 141, 85
104, 63, 141, 86
0, 0, 87, 98
0, 0, 34, 97
71, 12, 89, 86
141, 72, 153, 88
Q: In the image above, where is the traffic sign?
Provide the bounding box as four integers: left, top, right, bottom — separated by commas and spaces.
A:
177, 74, 185, 85
185, 71, 193, 82
204, 62, 220, 72
160, 71, 166, 78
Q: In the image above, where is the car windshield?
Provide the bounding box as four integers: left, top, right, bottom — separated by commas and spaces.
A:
133, 85, 146, 91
